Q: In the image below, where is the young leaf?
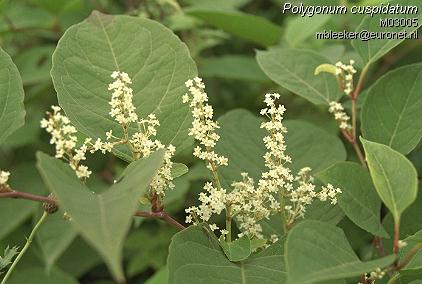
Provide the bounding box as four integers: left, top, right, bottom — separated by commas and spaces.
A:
317, 162, 388, 237
0, 47, 25, 145
186, 9, 282, 47
219, 235, 251, 262
351, 0, 422, 66
361, 138, 418, 223
168, 225, 286, 284
361, 63, 422, 154
51, 11, 197, 160
286, 220, 395, 284
171, 163, 188, 179
0, 246, 19, 273
36, 150, 164, 283
256, 48, 342, 105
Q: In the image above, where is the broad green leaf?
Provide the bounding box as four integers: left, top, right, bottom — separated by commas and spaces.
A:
216, 110, 346, 187
199, 55, 270, 83
285, 15, 331, 47
51, 11, 197, 160
7, 268, 78, 284
351, 0, 422, 65
361, 63, 422, 154
219, 235, 251, 262
256, 48, 342, 105
286, 220, 396, 284
36, 151, 164, 282
0, 47, 25, 144
317, 162, 388, 237
186, 9, 282, 47
0, 164, 46, 240
36, 212, 77, 271
361, 139, 418, 223
168, 225, 286, 283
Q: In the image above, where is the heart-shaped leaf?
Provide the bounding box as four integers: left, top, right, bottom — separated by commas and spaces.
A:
51, 11, 197, 160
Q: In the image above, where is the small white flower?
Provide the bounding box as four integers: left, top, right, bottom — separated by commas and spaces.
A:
0, 171, 10, 185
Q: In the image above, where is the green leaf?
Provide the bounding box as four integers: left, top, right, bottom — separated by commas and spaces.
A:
216, 110, 346, 187
361, 138, 418, 223
0, 47, 25, 145
286, 220, 396, 284
168, 225, 286, 283
285, 15, 331, 47
256, 48, 342, 105
145, 266, 168, 284
36, 212, 77, 271
51, 11, 197, 160
219, 235, 251, 262
351, 0, 422, 65
36, 150, 164, 282
393, 231, 422, 283
14, 45, 54, 85
171, 163, 188, 179
7, 268, 78, 284
0, 246, 19, 272
317, 162, 388, 237
186, 9, 282, 47
199, 55, 270, 83
361, 63, 422, 154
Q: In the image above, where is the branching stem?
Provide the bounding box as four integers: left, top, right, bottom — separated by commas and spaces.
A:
1, 212, 48, 284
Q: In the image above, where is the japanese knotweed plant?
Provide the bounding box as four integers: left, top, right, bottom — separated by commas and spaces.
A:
0, 6, 422, 284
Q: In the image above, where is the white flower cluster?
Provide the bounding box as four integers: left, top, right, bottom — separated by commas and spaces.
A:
106, 72, 176, 197
328, 101, 352, 130
369, 268, 385, 280
335, 60, 356, 96
184, 90, 342, 240
109, 71, 138, 125
183, 77, 228, 170
40, 106, 104, 179
41, 71, 176, 197
0, 171, 10, 186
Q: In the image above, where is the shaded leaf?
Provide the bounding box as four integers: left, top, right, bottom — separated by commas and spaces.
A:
361, 63, 422, 154
36, 151, 164, 282
286, 220, 396, 284
168, 225, 286, 283
256, 48, 342, 105
317, 162, 388, 237
0, 47, 25, 144
187, 9, 282, 47
351, 0, 422, 65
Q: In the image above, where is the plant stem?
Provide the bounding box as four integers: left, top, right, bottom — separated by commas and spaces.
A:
352, 141, 367, 168
396, 243, 422, 270
1, 212, 48, 284
0, 189, 185, 231
393, 221, 400, 256
225, 205, 232, 242
134, 211, 185, 231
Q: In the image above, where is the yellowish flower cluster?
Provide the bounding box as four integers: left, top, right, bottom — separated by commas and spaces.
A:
328, 101, 352, 130
40, 106, 105, 179
183, 77, 228, 170
184, 85, 342, 240
0, 171, 10, 186
335, 60, 357, 96
41, 71, 176, 197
